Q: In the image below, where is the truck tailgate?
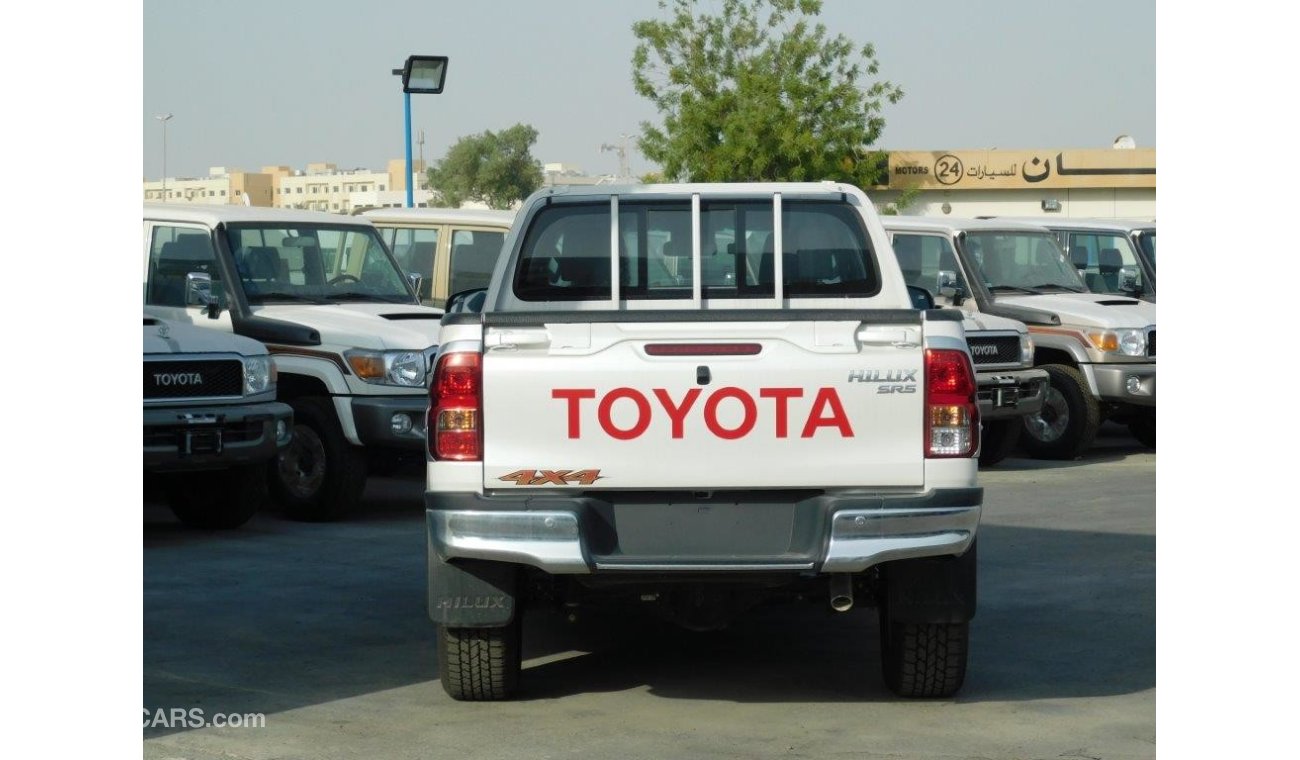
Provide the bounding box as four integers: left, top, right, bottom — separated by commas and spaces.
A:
481, 316, 925, 490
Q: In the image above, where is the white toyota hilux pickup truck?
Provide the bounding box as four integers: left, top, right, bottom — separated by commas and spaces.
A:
425, 183, 982, 700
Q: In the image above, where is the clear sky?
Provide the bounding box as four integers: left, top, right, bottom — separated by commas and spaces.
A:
142, 0, 1155, 180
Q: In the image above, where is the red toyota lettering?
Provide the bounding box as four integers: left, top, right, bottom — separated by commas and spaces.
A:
801, 387, 855, 438
552, 386, 854, 440
759, 387, 804, 438
597, 387, 652, 440
653, 387, 701, 438
552, 389, 596, 438
703, 387, 757, 440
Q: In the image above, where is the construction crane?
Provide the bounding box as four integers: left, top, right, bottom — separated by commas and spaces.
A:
600, 135, 632, 180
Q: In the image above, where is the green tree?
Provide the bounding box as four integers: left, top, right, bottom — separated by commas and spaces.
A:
631, 0, 902, 186
426, 123, 544, 209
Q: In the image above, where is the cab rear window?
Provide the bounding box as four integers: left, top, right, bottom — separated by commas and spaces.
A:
512, 200, 878, 301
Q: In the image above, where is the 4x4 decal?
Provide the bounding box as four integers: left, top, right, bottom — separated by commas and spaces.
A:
498, 469, 603, 486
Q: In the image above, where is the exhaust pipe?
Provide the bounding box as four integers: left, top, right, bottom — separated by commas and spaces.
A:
829, 573, 854, 612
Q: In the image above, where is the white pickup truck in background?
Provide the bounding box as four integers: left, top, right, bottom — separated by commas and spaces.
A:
425, 183, 983, 700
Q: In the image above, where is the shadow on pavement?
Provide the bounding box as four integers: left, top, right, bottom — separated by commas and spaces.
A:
146, 498, 1152, 736
988, 421, 1155, 472
513, 520, 1153, 703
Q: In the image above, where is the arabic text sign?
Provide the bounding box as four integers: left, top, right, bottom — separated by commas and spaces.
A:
885, 149, 1156, 190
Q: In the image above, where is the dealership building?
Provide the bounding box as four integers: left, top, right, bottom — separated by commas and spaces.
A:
871, 144, 1155, 219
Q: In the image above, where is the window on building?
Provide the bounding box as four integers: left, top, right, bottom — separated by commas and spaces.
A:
221, 190, 227, 196
378, 185, 385, 191
333, 186, 339, 192
297, 187, 303, 193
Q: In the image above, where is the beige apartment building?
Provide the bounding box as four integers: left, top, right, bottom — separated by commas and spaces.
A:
143, 167, 274, 207
144, 158, 430, 212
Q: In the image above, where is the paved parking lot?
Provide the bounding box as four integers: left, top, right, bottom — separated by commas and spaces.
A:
144, 425, 1155, 760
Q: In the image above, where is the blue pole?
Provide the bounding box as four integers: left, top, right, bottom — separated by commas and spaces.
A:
404, 91, 414, 208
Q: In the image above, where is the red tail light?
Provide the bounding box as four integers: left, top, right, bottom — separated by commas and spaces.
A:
925, 348, 979, 458
429, 351, 482, 461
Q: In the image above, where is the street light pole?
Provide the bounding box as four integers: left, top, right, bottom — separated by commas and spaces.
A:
394, 56, 448, 209
155, 113, 173, 202
404, 90, 414, 207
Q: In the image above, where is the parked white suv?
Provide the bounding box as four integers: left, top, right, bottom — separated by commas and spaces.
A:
144, 315, 292, 528
885, 226, 1048, 465
362, 207, 514, 309
142, 203, 444, 520
983, 217, 1155, 302
881, 217, 1155, 458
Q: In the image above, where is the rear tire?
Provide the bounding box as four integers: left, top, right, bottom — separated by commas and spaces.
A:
977, 419, 1020, 467
1019, 364, 1100, 460
438, 617, 522, 701
271, 397, 367, 521
879, 613, 969, 698
1129, 410, 1156, 449
165, 464, 265, 529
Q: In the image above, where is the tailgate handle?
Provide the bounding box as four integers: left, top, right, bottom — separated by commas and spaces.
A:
857, 327, 921, 347
697, 365, 711, 385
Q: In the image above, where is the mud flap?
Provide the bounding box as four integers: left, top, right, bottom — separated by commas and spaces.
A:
882, 540, 977, 624
427, 555, 518, 628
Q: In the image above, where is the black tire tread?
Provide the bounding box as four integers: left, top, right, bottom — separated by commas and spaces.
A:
881, 621, 969, 698
438, 623, 520, 701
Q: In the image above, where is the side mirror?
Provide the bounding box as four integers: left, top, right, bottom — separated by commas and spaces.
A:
1118, 265, 1141, 295
937, 269, 966, 305
907, 285, 935, 311
185, 272, 222, 319
446, 287, 488, 314
406, 272, 424, 298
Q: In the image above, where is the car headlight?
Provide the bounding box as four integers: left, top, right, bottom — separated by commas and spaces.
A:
1087, 329, 1147, 357
1020, 333, 1034, 365
244, 355, 275, 394
345, 349, 429, 387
